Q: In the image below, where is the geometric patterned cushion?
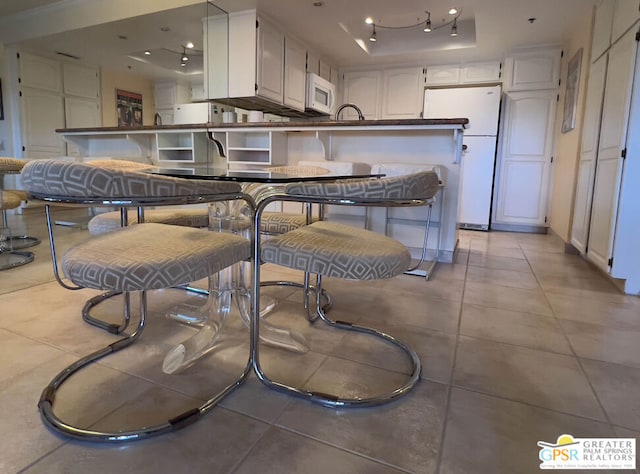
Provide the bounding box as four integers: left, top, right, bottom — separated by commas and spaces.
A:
62, 223, 251, 292
261, 220, 411, 280
284, 170, 441, 201
0, 157, 25, 173
88, 208, 210, 235
21, 159, 241, 199
260, 211, 319, 235
1, 191, 23, 210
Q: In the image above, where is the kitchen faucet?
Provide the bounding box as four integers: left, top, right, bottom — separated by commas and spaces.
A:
335, 103, 364, 121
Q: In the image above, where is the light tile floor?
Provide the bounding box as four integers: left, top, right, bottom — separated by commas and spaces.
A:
2, 208, 640, 473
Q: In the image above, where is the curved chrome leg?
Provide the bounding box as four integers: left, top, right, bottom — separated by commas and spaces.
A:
38, 290, 252, 442
252, 269, 422, 408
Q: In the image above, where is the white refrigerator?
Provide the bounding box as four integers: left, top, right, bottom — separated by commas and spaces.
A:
423, 85, 502, 230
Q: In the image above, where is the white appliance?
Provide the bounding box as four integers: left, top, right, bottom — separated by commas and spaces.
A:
173, 103, 214, 124
306, 73, 336, 115
423, 85, 502, 230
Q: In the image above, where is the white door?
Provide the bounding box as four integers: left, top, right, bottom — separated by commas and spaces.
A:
571, 55, 607, 253
256, 16, 284, 103
493, 90, 557, 227
20, 87, 66, 158
587, 27, 638, 271
381, 67, 424, 119
341, 70, 382, 120
458, 136, 498, 229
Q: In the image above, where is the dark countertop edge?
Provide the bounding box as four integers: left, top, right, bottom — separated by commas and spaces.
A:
56, 118, 468, 134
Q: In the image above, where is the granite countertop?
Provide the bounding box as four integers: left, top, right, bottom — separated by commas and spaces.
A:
57, 118, 468, 133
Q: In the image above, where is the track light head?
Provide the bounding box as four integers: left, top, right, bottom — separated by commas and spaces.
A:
451, 18, 458, 36
369, 24, 377, 42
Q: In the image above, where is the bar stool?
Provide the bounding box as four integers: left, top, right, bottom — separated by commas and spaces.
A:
21, 158, 254, 442
252, 170, 441, 407
0, 157, 41, 250
0, 191, 35, 270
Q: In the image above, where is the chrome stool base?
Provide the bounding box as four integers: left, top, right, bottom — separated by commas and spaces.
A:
0, 250, 35, 271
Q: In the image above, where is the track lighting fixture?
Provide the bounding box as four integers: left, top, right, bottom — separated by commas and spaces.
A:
181, 47, 189, 62
423, 11, 432, 32
365, 7, 461, 42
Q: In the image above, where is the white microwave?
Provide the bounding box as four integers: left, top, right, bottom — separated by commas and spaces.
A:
306, 73, 336, 115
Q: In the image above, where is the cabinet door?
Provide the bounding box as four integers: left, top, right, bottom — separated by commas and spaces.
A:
571, 56, 607, 253
461, 61, 501, 84
283, 36, 306, 111
592, 0, 615, 62
587, 28, 637, 271
493, 90, 556, 226
425, 65, 460, 85
612, 0, 640, 44
65, 97, 101, 156
319, 60, 331, 81
154, 82, 177, 109
306, 51, 320, 74
257, 16, 284, 103
381, 67, 424, 119
20, 87, 66, 157
503, 48, 561, 91
19, 51, 62, 92
63, 63, 99, 99
341, 70, 381, 120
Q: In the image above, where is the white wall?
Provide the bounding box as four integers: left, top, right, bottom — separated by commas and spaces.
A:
548, 7, 594, 241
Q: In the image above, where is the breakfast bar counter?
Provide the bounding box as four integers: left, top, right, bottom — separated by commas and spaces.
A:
57, 118, 468, 264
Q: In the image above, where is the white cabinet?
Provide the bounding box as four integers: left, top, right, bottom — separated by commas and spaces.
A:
154, 81, 190, 109
341, 70, 382, 120
226, 131, 287, 166
591, 0, 615, 62
18, 51, 66, 158
612, 0, 640, 44
493, 90, 557, 228
306, 51, 319, 75
425, 61, 501, 86
226, 10, 290, 107
503, 48, 562, 91
256, 16, 284, 103
283, 36, 306, 111
570, 55, 607, 253
381, 67, 424, 119
63, 63, 99, 99
319, 59, 331, 81
586, 27, 637, 272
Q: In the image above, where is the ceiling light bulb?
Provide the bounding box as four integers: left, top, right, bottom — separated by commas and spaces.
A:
449, 8, 458, 15
144, 50, 151, 55
451, 18, 458, 36
186, 42, 194, 49
369, 24, 377, 42
180, 62, 187, 67
365, 17, 374, 24
182, 54, 189, 61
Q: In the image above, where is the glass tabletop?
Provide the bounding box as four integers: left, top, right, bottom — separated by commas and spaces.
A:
149, 166, 382, 183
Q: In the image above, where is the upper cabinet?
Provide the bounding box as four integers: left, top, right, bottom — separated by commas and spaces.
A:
425, 61, 501, 86
340, 70, 382, 120
503, 47, 562, 91
283, 36, 307, 111
591, 0, 639, 63
381, 67, 424, 119
256, 15, 285, 103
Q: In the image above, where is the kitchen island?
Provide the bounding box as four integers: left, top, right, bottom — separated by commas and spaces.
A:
57, 118, 468, 263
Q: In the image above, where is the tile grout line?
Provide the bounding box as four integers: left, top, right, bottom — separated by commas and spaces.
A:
434, 233, 471, 473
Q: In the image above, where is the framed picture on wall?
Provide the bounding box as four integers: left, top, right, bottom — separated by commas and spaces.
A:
116, 89, 143, 127
561, 48, 582, 133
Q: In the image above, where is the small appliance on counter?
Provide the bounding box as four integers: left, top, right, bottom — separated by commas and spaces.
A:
173, 103, 218, 124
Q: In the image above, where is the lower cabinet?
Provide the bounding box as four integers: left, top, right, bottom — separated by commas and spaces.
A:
492, 90, 557, 229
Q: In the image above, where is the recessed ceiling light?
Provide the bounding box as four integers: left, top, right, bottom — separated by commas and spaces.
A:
160, 26, 170, 32
365, 17, 374, 24
186, 42, 195, 49
313, 1, 323, 6
449, 8, 458, 15
117, 34, 128, 40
